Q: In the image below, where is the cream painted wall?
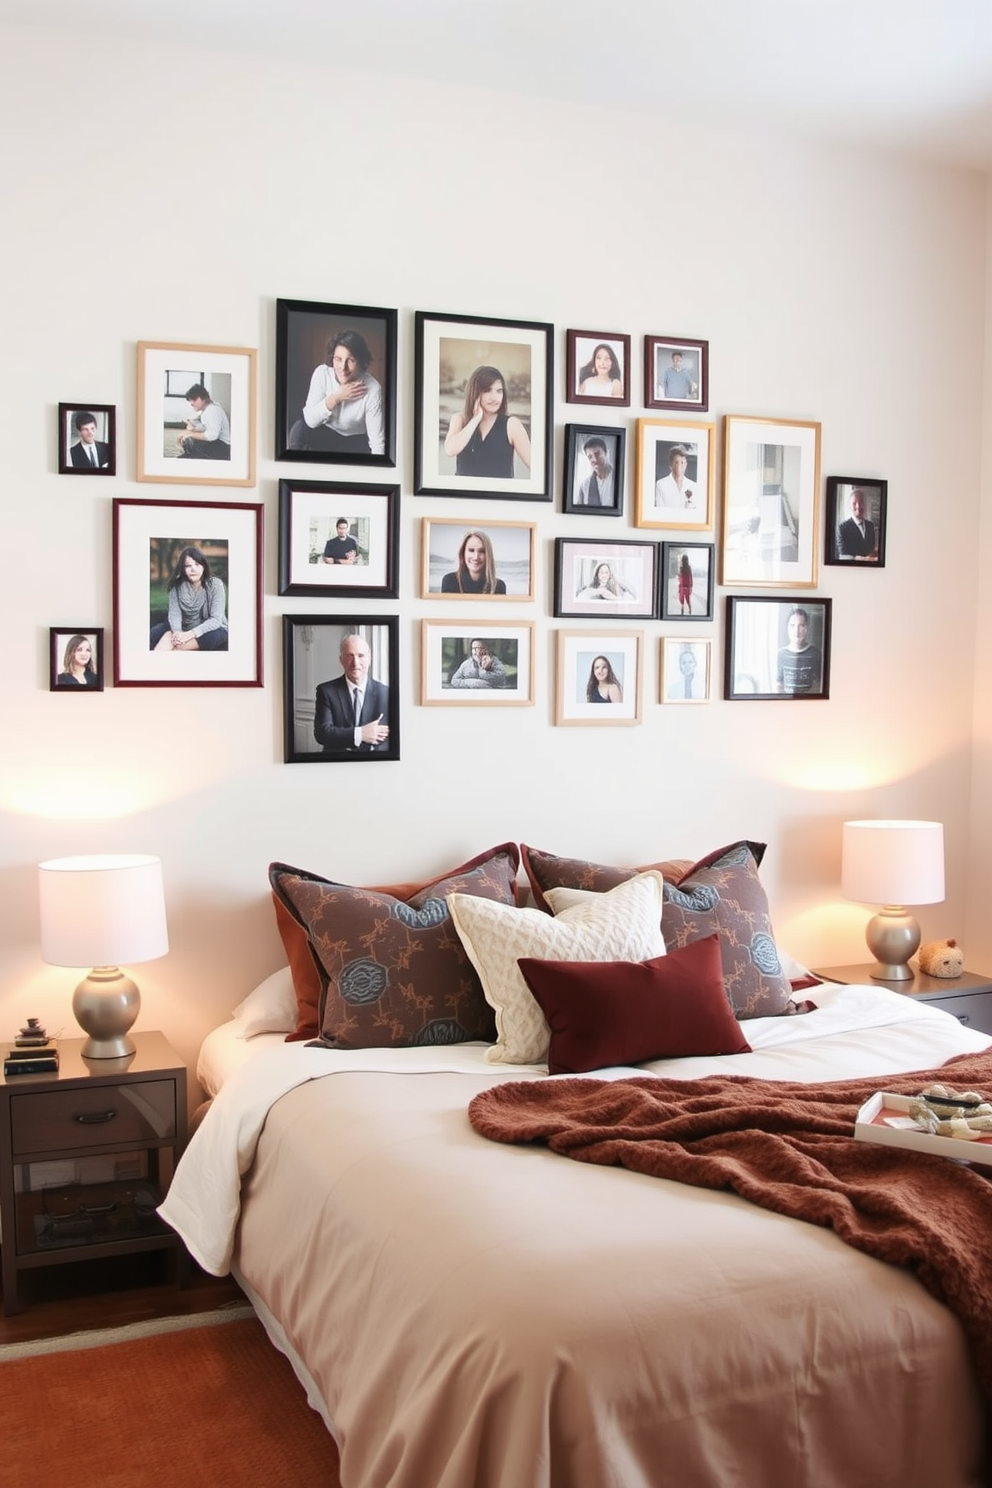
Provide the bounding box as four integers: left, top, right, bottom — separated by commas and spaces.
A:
0, 24, 986, 1094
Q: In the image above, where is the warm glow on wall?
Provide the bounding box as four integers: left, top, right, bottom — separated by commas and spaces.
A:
3, 769, 162, 821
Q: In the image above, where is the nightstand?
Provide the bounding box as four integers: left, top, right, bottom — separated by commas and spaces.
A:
813, 964, 992, 1037
0, 1031, 188, 1315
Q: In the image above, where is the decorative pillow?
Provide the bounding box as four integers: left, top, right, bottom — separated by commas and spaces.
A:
521, 844, 691, 914
518, 934, 752, 1075
231, 966, 298, 1039
523, 840, 793, 1018
448, 871, 666, 1065
268, 844, 519, 1049
271, 844, 520, 1041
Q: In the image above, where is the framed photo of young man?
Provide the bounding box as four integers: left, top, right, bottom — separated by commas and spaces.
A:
659, 542, 715, 621
414, 310, 553, 500
283, 616, 399, 763
274, 298, 397, 467
824, 476, 887, 567
724, 596, 832, 701
554, 538, 657, 620
722, 415, 821, 587
661, 638, 711, 704
565, 330, 631, 407
50, 628, 104, 692
562, 424, 626, 515
420, 518, 535, 600
278, 480, 399, 598
58, 403, 116, 476
420, 621, 535, 706
635, 419, 714, 530
136, 342, 256, 486
644, 335, 708, 412
555, 630, 643, 726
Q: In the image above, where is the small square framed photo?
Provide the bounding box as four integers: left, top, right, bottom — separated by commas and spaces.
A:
722, 415, 821, 587
659, 542, 715, 621
420, 518, 535, 600
274, 298, 397, 467
661, 638, 711, 704
137, 342, 257, 486
283, 616, 399, 763
635, 419, 714, 529
824, 477, 887, 567
724, 596, 832, 701
644, 335, 708, 412
556, 630, 642, 725
554, 538, 658, 620
421, 621, 535, 706
565, 330, 631, 407
278, 480, 398, 598
49, 629, 104, 691
562, 424, 625, 515
58, 404, 116, 476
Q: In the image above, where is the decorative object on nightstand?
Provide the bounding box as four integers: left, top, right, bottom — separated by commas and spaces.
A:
840, 819, 944, 982
917, 938, 965, 978
37, 854, 169, 1059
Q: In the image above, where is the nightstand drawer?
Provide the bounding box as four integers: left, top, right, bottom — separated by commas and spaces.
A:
923, 993, 992, 1036
10, 1080, 177, 1157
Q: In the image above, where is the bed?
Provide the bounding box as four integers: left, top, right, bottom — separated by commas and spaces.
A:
161, 842, 992, 1488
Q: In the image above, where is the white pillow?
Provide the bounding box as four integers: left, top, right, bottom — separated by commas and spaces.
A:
231, 966, 297, 1039
448, 871, 666, 1065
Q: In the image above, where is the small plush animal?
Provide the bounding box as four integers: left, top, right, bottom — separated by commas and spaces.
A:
917, 938, 965, 978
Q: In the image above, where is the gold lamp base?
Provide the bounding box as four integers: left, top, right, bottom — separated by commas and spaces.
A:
865, 906, 920, 982
71, 966, 140, 1058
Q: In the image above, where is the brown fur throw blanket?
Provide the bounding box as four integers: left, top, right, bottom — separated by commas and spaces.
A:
469, 1052, 992, 1409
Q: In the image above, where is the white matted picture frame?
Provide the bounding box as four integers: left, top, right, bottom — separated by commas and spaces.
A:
278, 480, 398, 598
661, 637, 711, 704
555, 629, 642, 726
136, 341, 257, 486
420, 517, 535, 600
553, 537, 657, 619
421, 621, 535, 705
635, 419, 714, 530
721, 415, 821, 587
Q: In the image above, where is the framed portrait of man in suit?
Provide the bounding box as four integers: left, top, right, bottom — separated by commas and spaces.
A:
59, 402, 116, 476
824, 476, 887, 568
282, 615, 400, 764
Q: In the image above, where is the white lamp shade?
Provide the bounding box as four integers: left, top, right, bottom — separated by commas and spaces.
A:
38, 854, 169, 968
840, 820, 945, 907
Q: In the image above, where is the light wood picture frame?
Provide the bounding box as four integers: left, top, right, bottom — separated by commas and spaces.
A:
420, 620, 535, 705
555, 629, 642, 726
136, 341, 257, 486
721, 415, 821, 587
420, 518, 535, 600
635, 419, 714, 530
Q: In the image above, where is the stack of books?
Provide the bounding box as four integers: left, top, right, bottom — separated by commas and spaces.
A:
4, 1023, 59, 1076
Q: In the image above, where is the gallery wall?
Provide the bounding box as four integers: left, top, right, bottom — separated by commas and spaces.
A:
0, 22, 987, 1089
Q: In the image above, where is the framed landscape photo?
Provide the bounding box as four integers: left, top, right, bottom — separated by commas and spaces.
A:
556, 629, 642, 726
58, 403, 116, 476
722, 415, 821, 588
283, 616, 399, 763
113, 497, 262, 688
554, 537, 657, 620
644, 335, 708, 412
659, 542, 715, 621
274, 298, 397, 468
420, 517, 535, 600
136, 342, 256, 486
724, 596, 832, 701
562, 424, 626, 516
414, 310, 553, 501
278, 480, 398, 598
420, 620, 535, 706
565, 330, 631, 407
661, 637, 711, 704
635, 419, 714, 530
825, 476, 887, 567
49, 628, 104, 692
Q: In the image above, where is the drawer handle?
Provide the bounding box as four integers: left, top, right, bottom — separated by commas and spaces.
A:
73, 1109, 118, 1125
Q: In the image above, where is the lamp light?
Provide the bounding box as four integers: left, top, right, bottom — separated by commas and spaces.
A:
840, 820, 944, 981
38, 854, 169, 1058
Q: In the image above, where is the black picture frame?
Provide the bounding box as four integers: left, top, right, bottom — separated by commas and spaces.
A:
644, 335, 709, 413
278, 480, 399, 598
283, 615, 400, 764
274, 298, 397, 467
414, 309, 553, 501
565, 330, 631, 408
824, 476, 887, 567
58, 403, 116, 476
724, 596, 832, 700
659, 542, 715, 620
562, 424, 626, 516
49, 628, 104, 691
553, 537, 658, 620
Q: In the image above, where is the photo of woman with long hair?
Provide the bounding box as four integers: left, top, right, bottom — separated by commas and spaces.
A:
586, 654, 623, 704
149, 545, 229, 652
441, 531, 506, 594
56, 634, 99, 687
444, 365, 531, 479
577, 343, 623, 399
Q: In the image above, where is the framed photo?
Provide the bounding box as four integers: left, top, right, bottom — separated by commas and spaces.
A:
565, 330, 631, 407
278, 480, 398, 598
659, 542, 715, 621
554, 538, 657, 620
635, 419, 714, 530
283, 616, 399, 763
644, 335, 708, 412
825, 476, 887, 567
136, 342, 256, 486
722, 415, 821, 587
420, 518, 535, 601
112, 498, 262, 688
556, 630, 642, 726
724, 596, 832, 701
49, 628, 104, 692
414, 310, 553, 501
661, 637, 711, 704
562, 424, 625, 516
58, 404, 116, 476
274, 298, 397, 468
420, 621, 535, 706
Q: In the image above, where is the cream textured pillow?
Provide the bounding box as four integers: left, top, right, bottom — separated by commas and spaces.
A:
448, 871, 666, 1065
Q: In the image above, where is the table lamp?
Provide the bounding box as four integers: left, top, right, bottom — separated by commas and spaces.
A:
38, 854, 169, 1057
840, 820, 944, 981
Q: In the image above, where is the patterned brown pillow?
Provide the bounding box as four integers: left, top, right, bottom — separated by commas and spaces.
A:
269, 845, 519, 1048
521, 840, 793, 1017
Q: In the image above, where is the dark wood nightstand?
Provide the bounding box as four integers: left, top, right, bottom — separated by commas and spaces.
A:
813, 964, 992, 1037
0, 1031, 188, 1315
